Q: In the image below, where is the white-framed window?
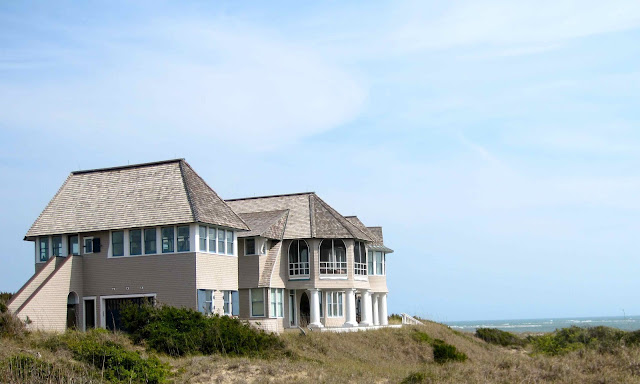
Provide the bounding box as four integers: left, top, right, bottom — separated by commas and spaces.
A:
250, 288, 265, 317
112, 231, 125, 257
197, 289, 214, 315
144, 228, 157, 254
245, 238, 256, 255
288, 240, 309, 277
327, 291, 343, 317
375, 251, 385, 275
38, 237, 49, 262
319, 291, 324, 318
223, 290, 234, 315
208, 227, 216, 253
177, 225, 190, 252
129, 229, 142, 256
354, 241, 367, 276
83, 237, 94, 254
199, 226, 207, 251
161, 227, 174, 253
218, 229, 226, 254
319, 239, 347, 275
270, 288, 284, 318
226, 231, 234, 255
69, 235, 79, 256
368, 251, 374, 275
52, 236, 63, 257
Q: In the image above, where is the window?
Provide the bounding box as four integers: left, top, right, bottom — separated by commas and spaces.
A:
226, 231, 234, 255
288, 240, 309, 277
218, 229, 225, 254
245, 238, 256, 255
52, 236, 63, 257
270, 288, 284, 318
319, 239, 347, 275
39, 237, 49, 262
375, 251, 385, 275
327, 291, 344, 317
130, 229, 142, 256
177, 225, 190, 252
199, 226, 207, 251
83, 237, 93, 254
197, 289, 214, 315
144, 228, 157, 254
112, 231, 124, 257
223, 291, 234, 315
161, 227, 174, 253
354, 241, 367, 276
319, 292, 324, 318
368, 251, 374, 275
69, 235, 79, 256
250, 288, 264, 317
208, 227, 216, 253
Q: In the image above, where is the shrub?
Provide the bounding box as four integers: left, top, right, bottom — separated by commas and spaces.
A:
432, 339, 467, 363
475, 328, 526, 347
0, 311, 26, 338
120, 303, 285, 357
401, 371, 426, 383
531, 326, 628, 356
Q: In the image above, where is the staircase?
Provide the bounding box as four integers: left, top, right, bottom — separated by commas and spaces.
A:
7, 257, 58, 312
401, 313, 425, 326
259, 241, 282, 287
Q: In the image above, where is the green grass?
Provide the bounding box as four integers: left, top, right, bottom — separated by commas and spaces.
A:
475, 327, 527, 347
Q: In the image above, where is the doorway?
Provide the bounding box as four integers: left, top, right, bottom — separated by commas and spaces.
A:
299, 292, 310, 327
289, 290, 296, 327
67, 292, 79, 330
84, 298, 96, 330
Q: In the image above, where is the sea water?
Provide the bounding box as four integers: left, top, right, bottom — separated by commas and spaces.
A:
444, 316, 640, 333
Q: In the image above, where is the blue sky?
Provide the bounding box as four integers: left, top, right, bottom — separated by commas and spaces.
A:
2, 1, 640, 321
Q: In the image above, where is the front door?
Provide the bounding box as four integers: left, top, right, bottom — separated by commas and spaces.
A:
300, 292, 310, 327
84, 299, 96, 330
289, 290, 296, 327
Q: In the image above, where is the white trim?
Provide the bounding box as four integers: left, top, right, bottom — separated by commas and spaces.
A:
287, 239, 310, 278
82, 296, 97, 332
100, 293, 156, 329
82, 236, 94, 255
249, 288, 265, 318
244, 237, 258, 256
270, 288, 284, 318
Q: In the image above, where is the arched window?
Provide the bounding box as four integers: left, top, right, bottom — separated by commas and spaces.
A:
288, 240, 309, 276
354, 241, 367, 276
319, 239, 346, 275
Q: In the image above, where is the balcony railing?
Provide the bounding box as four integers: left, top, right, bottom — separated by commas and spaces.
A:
289, 262, 310, 277
320, 261, 347, 275
354, 262, 367, 276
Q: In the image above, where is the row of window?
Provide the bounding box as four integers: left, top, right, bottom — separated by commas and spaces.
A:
198, 225, 235, 255
249, 288, 285, 317
36, 235, 95, 262
197, 289, 239, 316
286, 239, 386, 278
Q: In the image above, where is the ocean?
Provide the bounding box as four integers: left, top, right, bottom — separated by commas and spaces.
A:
444, 316, 640, 333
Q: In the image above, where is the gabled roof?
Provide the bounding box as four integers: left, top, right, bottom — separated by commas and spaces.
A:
237, 210, 289, 240
345, 216, 394, 253
226, 192, 372, 241
25, 159, 249, 239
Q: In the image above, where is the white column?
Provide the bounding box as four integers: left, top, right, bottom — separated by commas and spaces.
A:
372, 293, 380, 326
343, 289, 358, 327
309, 289, 323, 328
380, 293, 388, 325
359, 290, 373, 327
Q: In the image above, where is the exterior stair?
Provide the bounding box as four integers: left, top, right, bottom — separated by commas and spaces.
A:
258, 241, 282, 287
7, 257, 58, 312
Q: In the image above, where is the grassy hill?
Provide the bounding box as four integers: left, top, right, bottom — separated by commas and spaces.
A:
2, 300, 640, 384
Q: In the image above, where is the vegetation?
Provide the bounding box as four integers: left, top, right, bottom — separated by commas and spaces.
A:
411, 329, 468, 363
120, 303, 285, 357
475, 327, 527, 347
529, 325, 640, 356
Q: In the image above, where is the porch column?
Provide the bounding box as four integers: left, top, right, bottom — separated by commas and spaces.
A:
343, 289, 358, 327
309, 289, 323, 328
359, 290, 373, 326
372, 293, 380, 326
379, 293, 388, 325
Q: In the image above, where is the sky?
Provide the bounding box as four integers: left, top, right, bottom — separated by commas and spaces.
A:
1, 1, 640, 322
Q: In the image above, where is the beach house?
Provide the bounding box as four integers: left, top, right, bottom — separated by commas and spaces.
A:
7, 159, 393, 333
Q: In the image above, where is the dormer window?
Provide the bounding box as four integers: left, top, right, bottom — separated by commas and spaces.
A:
288, 240, 309, 277
319, 239, 346, 276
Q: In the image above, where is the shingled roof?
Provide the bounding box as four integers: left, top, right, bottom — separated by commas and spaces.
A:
236, 210, 289, 240
25, 159, 249, 239
226, 193, 372, 241
345, 216, 394, 253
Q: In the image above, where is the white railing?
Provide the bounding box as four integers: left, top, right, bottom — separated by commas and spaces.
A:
289, 262, 309, 276
319, 261, 347, 275
401, 313, 425, 326
354, 262, 367, 276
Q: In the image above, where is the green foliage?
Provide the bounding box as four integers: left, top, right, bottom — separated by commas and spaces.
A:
120, 303, 285, 357
0, 292, 12, 314
411, 329, 467, 363
43, 330, 169, 384
401, 371, 426, 383
0, 311, 26, 338
531, 326, 628, 356
475, 328, 526, 347
432, 339, 468, 363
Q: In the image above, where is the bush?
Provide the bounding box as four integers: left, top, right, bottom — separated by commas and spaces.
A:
41, 330, 169, 384
0, 292, 12, 314
120, 303, 285, 357
432, 339, 467, 363
0, 311, 26, 338
401, 371, 426, 383
475, 328, 526, 347
531, 326, 628, 356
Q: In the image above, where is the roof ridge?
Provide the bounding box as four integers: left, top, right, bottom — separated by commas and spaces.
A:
227, 191, 315, 202
178, 160, 198, 223
71, 159, 184, 175
312, 195, 372, 241
24, 174, 72, 240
